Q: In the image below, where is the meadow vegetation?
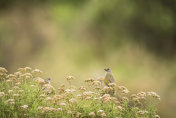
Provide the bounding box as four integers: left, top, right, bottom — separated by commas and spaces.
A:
0, 67, 160, 118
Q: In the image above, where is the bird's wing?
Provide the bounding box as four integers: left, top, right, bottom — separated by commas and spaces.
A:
105, 72, 115, 83
109, 74, 115, 83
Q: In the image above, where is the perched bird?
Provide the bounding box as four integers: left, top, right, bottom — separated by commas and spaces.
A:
45, 78, 51, 84
104, 68, 115, 86
104, 68, 116, 96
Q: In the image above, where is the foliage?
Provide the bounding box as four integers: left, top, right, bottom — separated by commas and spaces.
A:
0, 67, 160, 118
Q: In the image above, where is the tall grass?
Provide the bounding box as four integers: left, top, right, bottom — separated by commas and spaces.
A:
0, 67, 160, 118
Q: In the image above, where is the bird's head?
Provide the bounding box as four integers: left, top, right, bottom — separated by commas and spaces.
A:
104, 68, 111, 72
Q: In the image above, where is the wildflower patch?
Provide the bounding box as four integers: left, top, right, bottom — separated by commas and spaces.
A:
0, 67, 160, 118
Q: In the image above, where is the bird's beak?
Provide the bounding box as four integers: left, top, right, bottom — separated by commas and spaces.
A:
104, 68, 107, 71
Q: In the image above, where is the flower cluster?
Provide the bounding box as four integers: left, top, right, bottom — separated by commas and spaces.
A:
131, 91, 160, 105
0, 67, 8, 80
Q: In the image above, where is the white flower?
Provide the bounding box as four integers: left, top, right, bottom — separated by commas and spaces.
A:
98, 110, 104, 113
13, 94, 19, 97
60, 102, 66, 106
5, 99, 15, 105
89, 112, 95, 117
34, 77, 45, 84
8, 90, 13, 94
21, 105, 28, 109
69, 98, 77, 104
117, 106, 122, 110
57, 108, 62, 111
0, 92, 5, 97
67, 110, 72, 114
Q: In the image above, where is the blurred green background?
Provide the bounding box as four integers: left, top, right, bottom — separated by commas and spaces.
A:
0, 0, 176, 117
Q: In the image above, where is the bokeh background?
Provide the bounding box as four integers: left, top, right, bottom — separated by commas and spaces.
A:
0, 0, 176, 117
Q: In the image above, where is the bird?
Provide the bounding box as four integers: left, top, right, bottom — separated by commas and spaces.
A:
104, 68, 117, 96
104, 68, 115, 86
45, 78, 51, 84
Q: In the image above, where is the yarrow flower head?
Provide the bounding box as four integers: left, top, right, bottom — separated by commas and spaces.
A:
21, 105, 28, 110
24, 67, 32, 72
137, 110, 149, 116
60, 102, 66, 106
5, 99, 15, 105
0, 92, 5, 97
92, 80, 101, 86
85, 78, 94, 83
118, 86, 129, 94
76, 112, 82, 118
108, 83, 116, 87
66, 75, 74, 81
0, 67, 7, 80
67, 110, 73, 114
0, 67, 8, 73
34, 77, 45, 85
57, 108, 62, 111
69, 98, 77, 104
147, 91, 160, 100
98, 110, 104, 113
155, 114, 160, 118
8, 90, 13, 94
89, 112, 95, 117
13, 94, 20, 97
32, 69, 43, 77
79, 86, 86, 91
101, 112, 106, 118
